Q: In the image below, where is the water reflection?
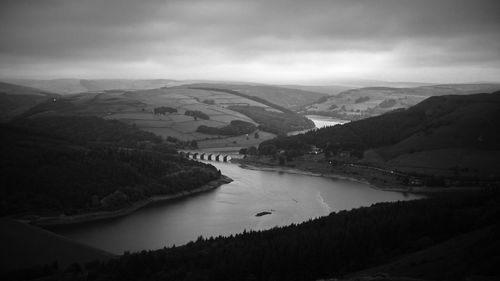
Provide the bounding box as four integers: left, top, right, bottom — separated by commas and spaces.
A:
52, 162, 423, 254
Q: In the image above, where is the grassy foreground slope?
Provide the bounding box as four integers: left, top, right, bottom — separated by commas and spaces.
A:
260, 91, 500, 180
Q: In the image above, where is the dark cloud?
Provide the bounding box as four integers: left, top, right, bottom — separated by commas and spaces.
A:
0, 0, 499, 82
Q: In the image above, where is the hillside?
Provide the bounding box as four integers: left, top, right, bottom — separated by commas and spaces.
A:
0, 81, 59, 122
304, 83, 500, 120
188, 83, 327, 110
14, 85, 315, 149
260, 91, 500, 180
0, 117, 221, 218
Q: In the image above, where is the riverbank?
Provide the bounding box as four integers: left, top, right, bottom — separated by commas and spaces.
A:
19, 175, 233, 227
235, 159, 477, 194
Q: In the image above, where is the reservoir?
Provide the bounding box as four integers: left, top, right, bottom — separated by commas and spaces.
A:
52, 162, 424, 254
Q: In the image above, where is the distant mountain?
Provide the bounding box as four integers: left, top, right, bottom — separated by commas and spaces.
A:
0, 81, 59, 122
262, 91, 500, 179
305, 83, 500, 121
2, 79, 179, 94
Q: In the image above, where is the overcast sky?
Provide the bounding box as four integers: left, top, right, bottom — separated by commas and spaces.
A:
1, 0, 499, 84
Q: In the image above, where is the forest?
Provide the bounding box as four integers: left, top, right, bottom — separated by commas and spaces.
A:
0, 116, 221, 217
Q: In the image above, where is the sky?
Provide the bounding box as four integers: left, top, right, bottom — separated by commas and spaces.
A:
1, 0, 499, 84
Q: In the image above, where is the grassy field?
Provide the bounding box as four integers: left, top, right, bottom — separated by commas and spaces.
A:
304, 83, 500, 120
17, 85, 280, 143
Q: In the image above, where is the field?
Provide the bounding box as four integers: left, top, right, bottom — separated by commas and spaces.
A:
17, 85, 286, 146
304, 83, 500, 120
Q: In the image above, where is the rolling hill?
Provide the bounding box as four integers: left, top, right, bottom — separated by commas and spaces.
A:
12, 84, 314, 150
304, 83, 500, 121
261, 91, 500, 179
188, 83, 327, 110
2, 79, 180, 95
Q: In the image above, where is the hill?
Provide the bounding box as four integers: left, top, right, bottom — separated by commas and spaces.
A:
0, 81, 59, 122
14, 85, 315, 149
304, 83, 500, 120
188, 83, 327, 110
2, 79, 179, 95
259, 91, 500, 181
0, 116, 221, 218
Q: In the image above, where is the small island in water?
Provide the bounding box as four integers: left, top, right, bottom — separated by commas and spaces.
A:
255, 211, 272, 217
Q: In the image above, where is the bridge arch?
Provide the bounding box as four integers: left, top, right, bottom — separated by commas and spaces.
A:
193, 153, 199, 160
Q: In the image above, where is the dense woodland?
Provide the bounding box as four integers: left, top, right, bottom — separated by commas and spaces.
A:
12, 116, 163, 148
0, 117, 220, 217
197, 120, 256, 136
260, 92, 500, 158
41, 190, 497, 281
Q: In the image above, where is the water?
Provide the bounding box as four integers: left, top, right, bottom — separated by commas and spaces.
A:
52, 162, 423, 254
288, 115, 348, 136
307, 115, 348, 128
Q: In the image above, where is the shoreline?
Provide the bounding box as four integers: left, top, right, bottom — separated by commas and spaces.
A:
20, 175, 233, 227
236, 161, 478, 194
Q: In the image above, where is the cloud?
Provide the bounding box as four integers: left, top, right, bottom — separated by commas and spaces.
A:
1, 0, 499, 83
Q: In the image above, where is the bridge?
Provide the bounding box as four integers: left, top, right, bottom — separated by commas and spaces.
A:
179, 151, 233, 162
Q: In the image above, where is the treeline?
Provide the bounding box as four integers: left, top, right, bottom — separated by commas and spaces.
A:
197, 120, 256, 136
185, 110, 210, 120
0, 117, 220, 217
154, 106, 177, 115
228, 106, 314, 136
80, 190, 500, 281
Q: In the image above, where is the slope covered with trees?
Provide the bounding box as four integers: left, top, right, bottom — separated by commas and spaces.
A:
259, 92, 500, 179
0, 117, 221, 217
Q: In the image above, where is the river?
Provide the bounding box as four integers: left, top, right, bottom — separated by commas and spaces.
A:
288, 115, 348, 136
52, 161, 424, 254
